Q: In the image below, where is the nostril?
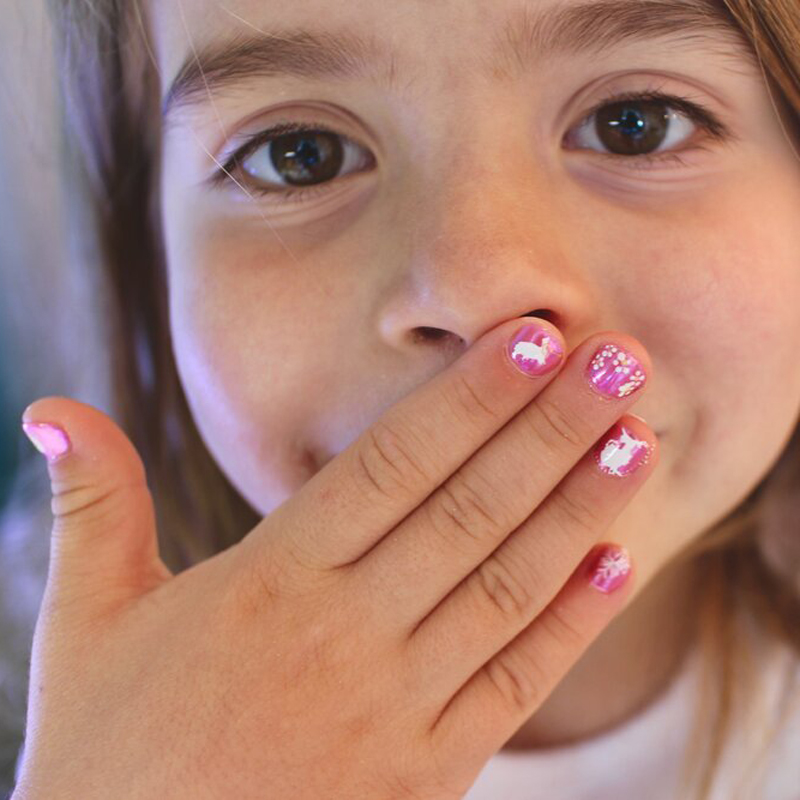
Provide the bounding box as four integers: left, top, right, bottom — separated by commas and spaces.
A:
523, 309, 555, 322
413, 327, 450, 343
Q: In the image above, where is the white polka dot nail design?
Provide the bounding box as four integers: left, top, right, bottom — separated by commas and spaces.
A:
586, 344, 647, 399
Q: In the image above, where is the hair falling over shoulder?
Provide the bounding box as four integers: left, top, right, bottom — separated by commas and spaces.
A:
4, 1, 800, 797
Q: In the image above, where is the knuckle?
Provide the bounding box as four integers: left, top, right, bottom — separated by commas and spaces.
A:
376, 766, 433, 800
446, 372, 502, 430
527, 397, 588, 451
276, 536, 332, 579
430, 469, 508, 553
225, 540, 321, 624
484, 648, 546, 714
389, 731, 460, 800
223, 550, 353, 665
355, 420, 431, 505
474, 552, 536, 621
418, 738, 470, 800
551, 488, 603, 535
222, 532, 350, 631
51, 482, 150, 537
225, 549, 285, 623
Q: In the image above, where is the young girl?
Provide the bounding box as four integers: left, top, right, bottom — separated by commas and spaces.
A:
3, 0, 800, 796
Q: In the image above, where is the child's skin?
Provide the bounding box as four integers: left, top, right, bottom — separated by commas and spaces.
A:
13, 3, 800, 793
145, 0, 800, 749
149, 0, 800, 749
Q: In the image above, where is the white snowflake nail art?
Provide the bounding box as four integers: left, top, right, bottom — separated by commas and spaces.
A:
590, 548, 632, 593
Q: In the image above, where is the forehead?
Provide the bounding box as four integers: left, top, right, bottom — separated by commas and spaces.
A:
147, 0, 755, 127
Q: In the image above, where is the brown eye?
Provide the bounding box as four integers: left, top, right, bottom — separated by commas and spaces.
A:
593, 99, 675, 156
563, 90, 730, 169
230, 124, 375, 197
244, 130, 344, 187
568, 97, 694, 159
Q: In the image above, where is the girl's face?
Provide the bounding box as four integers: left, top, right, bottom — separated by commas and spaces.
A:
149, 0, 800, 588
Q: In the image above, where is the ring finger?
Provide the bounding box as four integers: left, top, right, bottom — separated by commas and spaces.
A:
406, 414, 658, 706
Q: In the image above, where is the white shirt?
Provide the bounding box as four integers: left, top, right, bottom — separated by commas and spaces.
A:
465, 640, 800, 800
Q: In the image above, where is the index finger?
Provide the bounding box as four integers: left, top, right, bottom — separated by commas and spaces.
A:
256, 317, 568, 573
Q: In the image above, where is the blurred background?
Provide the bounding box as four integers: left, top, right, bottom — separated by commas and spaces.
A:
2, 0, 122, 787
0, 1, 49, 505
1, 0, 78, 496
1, 1, 74, 793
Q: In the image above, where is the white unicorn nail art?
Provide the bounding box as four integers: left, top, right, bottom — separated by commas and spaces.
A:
595, 425, 651, 477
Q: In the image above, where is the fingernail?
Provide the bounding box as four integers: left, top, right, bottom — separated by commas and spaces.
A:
587, 545, 632, 594
21, 421, 71, 463
586, 343, 647, 399
507, 323, 565, 378
593, 422, 653, 478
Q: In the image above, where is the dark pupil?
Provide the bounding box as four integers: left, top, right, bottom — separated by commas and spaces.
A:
271, 131, 344, 186
596, 100, 670, 155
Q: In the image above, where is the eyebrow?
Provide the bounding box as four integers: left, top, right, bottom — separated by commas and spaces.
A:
161, 0, 757, 125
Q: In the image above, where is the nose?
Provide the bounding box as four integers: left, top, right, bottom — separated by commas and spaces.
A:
377, 154, 599, 351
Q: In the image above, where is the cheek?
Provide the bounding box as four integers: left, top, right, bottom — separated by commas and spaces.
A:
689, 226, 799, 400
605, 181, 800, 561
615, 170, 800, 403
640, 189, 800, 496
165, 232, 336, 514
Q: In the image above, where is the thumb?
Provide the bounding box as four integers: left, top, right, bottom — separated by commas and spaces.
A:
21, 396, 173, 614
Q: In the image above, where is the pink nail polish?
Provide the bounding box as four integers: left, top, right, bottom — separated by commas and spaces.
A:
588, 545, 631, 594
593, 423, 653, 478
507, 323, 565, 377
21, 421, 71, 463
586, 343, 646, 399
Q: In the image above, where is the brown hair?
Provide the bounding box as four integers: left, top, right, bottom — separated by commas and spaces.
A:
5, 0, 800, 796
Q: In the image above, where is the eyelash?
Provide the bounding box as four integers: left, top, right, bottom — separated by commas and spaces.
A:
575, 88, 732, 169
211, 89, 732, 201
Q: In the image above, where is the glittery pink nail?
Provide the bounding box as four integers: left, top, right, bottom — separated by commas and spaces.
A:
593, 423, 653, 478
507, 323, 565, 378
586, 343, 646, 399
21, 421, 71, 463
588, 545, 631, 594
